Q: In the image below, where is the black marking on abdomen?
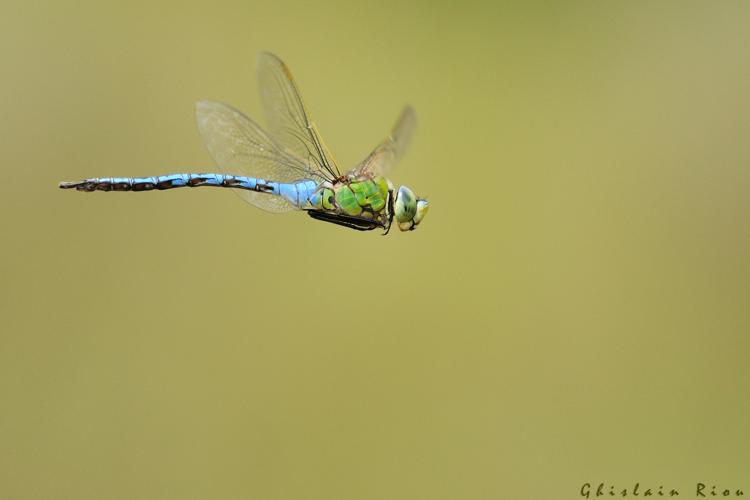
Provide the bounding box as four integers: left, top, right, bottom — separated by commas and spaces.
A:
132, 182, 156, 191
156, 179, 178, 190
223, 178, 244, 188
187, 176, 209, 186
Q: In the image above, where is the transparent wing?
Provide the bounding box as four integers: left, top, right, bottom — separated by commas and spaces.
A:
257, 52, 341, 182
196, 100, 325, 213
353, 106, 417, 177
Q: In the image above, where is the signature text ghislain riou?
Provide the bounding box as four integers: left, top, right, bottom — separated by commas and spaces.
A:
581, 483, 744, 498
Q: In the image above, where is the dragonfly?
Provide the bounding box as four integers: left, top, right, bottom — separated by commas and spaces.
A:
59, 52, 429, 234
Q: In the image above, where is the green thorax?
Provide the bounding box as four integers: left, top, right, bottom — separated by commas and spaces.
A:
309, 175, 392, 225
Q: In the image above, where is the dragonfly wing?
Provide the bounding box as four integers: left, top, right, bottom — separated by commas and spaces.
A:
353, 106, 417, 177
257, 52, 341, 182
196, 100, 323, 213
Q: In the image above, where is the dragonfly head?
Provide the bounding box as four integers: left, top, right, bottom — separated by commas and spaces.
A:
394, 185, 429, 231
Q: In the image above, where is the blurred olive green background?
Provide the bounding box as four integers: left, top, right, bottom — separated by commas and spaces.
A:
2, 1, 749, 498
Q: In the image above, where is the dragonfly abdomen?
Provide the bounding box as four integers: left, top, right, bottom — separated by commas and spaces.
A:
59, 174, 318, 208
60, 173, 259, 192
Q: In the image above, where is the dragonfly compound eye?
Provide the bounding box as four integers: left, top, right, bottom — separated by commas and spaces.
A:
395, 185, 429, 231
395, 186, 417, 223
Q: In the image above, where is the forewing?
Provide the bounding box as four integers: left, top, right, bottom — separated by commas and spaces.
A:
196, 100, 323, 213
354, 106, 417, 177
257, 52, 341, 181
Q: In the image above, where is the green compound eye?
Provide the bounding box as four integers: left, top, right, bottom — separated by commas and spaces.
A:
394, 186, 417, 223
394, 186, 429, 231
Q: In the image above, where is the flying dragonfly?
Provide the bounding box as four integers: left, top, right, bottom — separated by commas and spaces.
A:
59, 52, 429, 234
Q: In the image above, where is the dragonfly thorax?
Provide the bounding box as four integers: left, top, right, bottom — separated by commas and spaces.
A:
307, 175, 393, 230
